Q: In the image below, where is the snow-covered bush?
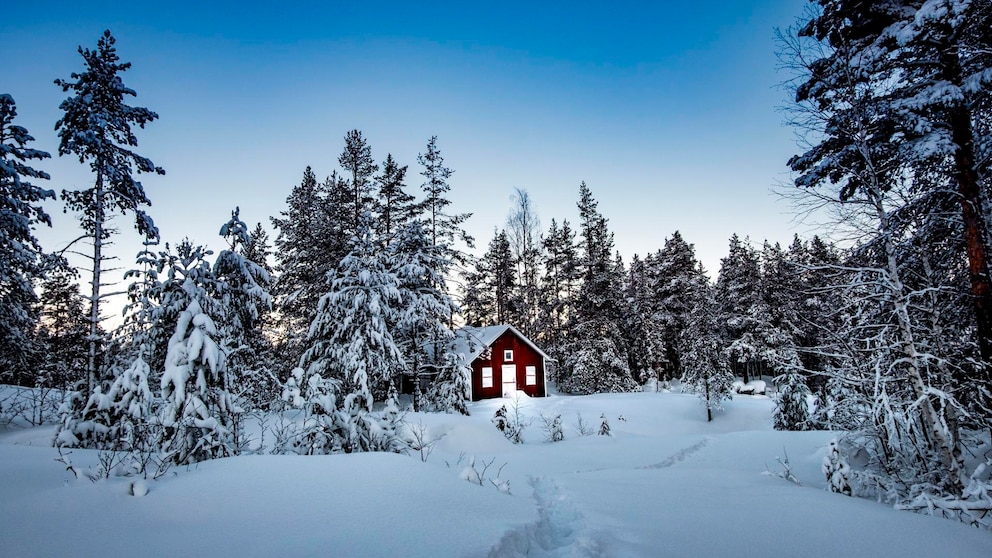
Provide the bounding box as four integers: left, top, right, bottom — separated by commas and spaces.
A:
539, 413, 564, 443
598, 413, 611, 436
822, 439, 852, 496
572, 413, 594, 436
458, 455, 511, 495
773, 371, 811, 431
493, 402, 525, 444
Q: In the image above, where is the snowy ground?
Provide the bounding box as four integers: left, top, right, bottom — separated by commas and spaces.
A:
2, 391, 991, 557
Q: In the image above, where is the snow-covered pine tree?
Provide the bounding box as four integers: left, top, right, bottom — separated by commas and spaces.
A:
560, 182, 636, 394
537, 218, 579, 377
716, 234, 769, 384
270, 167, 351, 360
774, 370, 812, 431
55, 30, 165, 395
598, 413, 611, 436
389, 220, 465, 413
784, 1, 977, 499
103, 344, 154, 452
422, 350, 471, 415
417, 135, 474, 270
338, 129, 378, 235
680, 279, 733, 422
625, 253, 664, 385
822, 438, 852, 496
374, 153, 418, 246
280, 365, 342, 455
0, 94, 55, 386
159, 293, 238, 465
36, 266, 89, 390
213, 208, 274, 410
296, 215, 409, 451
465, 229, 517, 326
649, 231, 707, 382
243, 222, 274, 277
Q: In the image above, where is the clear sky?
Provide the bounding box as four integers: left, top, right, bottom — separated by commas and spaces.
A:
4, 0, 812, 288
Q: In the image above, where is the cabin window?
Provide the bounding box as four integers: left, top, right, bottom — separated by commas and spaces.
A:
503, 349, 513, 362
482, 366, 494, 388
526, 366, 537, 386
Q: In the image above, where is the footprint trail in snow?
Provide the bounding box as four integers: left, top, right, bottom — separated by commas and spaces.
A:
487, 476, 603, 558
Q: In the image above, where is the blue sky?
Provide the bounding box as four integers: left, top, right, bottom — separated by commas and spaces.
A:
4, 0, 811, 283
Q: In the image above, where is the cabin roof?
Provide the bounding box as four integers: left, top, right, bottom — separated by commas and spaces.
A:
452, 324, 553, 363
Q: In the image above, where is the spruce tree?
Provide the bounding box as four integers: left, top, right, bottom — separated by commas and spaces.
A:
374, 153, 417, 245
417, 135, 473, 270
773, 370, 812, 431
338, 129, 378, 234
55, 30, 165, 394
716, 234, 767, 383
214, 208, 274, 409
680, 279, 733, 422
561, 182, 636, 393
389, 220, 465, 412
538, 218, 579, 377
271, 167, 351, 362
0, 94, 55, 386
37, 267, 89, 389
650, 232, 707, 382
467, 229, 517, 325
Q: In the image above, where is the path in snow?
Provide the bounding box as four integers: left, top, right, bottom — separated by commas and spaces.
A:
488, 437, 716, 556
636, 436, 711, 470
487, 476, 603, 558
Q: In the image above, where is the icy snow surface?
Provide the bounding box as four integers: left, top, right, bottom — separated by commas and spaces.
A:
2, 392, 991, 557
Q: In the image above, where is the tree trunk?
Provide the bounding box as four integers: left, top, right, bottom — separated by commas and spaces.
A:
941, 45, 992, 382
87, 173, 105, 395
876, 194, 963, 493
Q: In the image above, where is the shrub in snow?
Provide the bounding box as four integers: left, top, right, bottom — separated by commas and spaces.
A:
459, 455, 510, 495
572, 413, 594, 436
539, 413, 564, 443
54, 384, 115, 449
493, 403, 525, 444
773, 371, 812, 431
407, 419, 445, 463
337, 392, 409, 454
598, 414, 611, 436
822, 439, 852, 496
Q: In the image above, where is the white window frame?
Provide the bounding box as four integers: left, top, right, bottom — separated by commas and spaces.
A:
481, 366, 494, 388
503, 349, 513, 362
525, 365, 537, 386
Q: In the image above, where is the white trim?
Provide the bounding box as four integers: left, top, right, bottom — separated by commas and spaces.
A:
481, 366, 493, 388
503, 349, 514, 362
525, 365, 537, 386
501, 364, 516, 398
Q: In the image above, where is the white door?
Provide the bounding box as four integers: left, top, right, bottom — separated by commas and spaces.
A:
501, 364, 517, 397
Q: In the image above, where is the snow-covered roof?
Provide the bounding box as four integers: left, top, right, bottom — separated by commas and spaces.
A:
452, 324, 552, 363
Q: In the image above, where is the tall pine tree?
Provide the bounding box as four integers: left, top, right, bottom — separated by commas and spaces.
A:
55, 30, 165, 393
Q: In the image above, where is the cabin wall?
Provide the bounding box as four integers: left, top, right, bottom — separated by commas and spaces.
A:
471, 330, 545, 401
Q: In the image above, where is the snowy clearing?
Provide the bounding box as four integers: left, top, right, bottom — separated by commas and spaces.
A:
2, 391, 990, 557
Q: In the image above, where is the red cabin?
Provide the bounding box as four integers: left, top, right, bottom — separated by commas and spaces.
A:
452, 325, 550, 400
